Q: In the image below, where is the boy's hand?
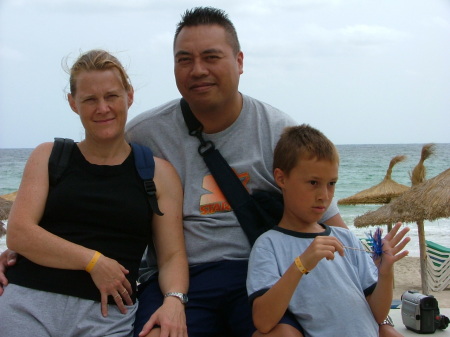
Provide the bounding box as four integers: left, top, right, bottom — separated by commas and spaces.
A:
300, 236, 345, 272
374, 222, 410, 275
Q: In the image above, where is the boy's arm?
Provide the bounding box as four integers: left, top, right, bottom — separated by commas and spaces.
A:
252, 262, 303, 333
252, 236, 345, 333
366, 223, 410, 323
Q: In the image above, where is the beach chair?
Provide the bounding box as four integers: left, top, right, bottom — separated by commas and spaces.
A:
360, 238, 373, 252
425, 240, 450, 292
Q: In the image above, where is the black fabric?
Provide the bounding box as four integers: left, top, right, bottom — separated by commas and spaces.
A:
180, 98, 283, 245
7, 145, 152, 304
48, 138, 75, 186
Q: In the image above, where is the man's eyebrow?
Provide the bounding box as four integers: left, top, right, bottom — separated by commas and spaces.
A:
201, 48, 223, 55
174, 48, 224, 58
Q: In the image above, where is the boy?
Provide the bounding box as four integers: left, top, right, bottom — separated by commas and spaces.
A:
247, 124, 410, 336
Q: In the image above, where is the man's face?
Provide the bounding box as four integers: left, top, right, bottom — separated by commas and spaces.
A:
173, 24, 243, 111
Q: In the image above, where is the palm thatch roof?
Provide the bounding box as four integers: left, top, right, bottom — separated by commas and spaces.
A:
338, 155, 410, 205
0, 197, 13, 221
0, 191, 17, 238
0, 197, 13, 238
410, 143, 435, 186
354, 168, 450, 227
0, 191, 17, 202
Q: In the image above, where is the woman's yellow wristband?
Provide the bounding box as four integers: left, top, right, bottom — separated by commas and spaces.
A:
85, 251, 102, 273
294, 256, 309, 275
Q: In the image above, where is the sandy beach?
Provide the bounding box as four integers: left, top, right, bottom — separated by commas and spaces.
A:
394, 256, 450, 307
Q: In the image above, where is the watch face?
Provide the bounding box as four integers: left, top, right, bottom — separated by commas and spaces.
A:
181, 294, 188, 303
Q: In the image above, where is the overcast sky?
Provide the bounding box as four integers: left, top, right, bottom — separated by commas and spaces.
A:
1, 0, 449, 148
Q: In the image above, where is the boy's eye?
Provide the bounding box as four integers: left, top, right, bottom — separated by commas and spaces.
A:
309, 181, 318, 185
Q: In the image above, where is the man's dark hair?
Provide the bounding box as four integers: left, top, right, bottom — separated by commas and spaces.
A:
174, 6, 241, 54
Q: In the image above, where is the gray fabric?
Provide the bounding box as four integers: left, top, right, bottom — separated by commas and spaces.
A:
247, 225, 379, 337
0, 284, 137, 337
126, 95, 340, 267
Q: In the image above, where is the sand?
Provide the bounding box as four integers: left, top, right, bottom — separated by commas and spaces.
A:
393, 256, 450, 307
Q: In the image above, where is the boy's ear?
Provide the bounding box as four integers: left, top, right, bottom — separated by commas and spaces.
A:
274, 168, 286, 189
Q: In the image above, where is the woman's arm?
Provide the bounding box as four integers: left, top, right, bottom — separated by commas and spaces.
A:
138, 157, 188, 337
6, 142, 133, 316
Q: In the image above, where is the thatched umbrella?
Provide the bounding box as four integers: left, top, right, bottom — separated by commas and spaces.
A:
354, 168, 450, 294
338, 155, 410, 205
338, 155, 410, 233
0, 191, 17, 238
410, 143, 435, 186
0, 198, 13, 238
0, 191, 17, 202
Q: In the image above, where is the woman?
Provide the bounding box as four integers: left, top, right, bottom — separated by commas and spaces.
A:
0, 50, 188, 337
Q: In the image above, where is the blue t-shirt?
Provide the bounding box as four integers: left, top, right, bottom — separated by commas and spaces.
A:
247, 224, 379, 337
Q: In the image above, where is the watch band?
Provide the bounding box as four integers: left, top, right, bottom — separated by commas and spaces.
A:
164, 292, 188, 304
379, 315, 394, 327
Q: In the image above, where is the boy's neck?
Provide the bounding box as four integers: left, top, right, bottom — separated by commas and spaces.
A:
278, 220, 325, 233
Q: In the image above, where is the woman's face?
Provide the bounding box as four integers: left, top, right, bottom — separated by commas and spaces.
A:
68, 69, 133, 142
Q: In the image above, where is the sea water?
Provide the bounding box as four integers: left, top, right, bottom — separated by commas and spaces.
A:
1, 143, 449, 256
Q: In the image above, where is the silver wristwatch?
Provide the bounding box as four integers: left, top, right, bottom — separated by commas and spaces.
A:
379, 315, 394, 327
164, 292, 188, 304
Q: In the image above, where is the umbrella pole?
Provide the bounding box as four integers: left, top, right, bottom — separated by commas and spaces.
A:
388, 223, 395, 288
417, 220, 430, 295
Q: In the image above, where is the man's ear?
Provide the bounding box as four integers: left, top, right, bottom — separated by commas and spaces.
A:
274, 168, 286, 189
68, 94, 78, 114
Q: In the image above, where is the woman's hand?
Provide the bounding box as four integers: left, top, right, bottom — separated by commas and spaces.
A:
88, 254, 133, 317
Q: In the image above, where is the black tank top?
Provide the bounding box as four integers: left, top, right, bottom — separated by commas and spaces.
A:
7, 145, 152, 303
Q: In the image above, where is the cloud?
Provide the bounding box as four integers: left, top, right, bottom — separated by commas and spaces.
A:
338, 24, 409, 46
0, 45, 25, 61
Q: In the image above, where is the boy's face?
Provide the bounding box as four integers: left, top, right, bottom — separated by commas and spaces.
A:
275, 158, 339, 228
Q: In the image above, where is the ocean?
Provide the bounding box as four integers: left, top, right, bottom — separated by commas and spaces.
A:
1, 143, 449, 256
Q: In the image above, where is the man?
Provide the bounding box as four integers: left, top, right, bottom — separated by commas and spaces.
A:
126, 7, 346, 337
1, 6, 400, 337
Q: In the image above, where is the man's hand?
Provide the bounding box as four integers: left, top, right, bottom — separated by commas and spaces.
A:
139, 297, 187, 337
0, 249, 17, 295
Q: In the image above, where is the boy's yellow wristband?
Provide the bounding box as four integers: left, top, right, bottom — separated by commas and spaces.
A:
85, 251, 102, 273
294, 256, 309, 275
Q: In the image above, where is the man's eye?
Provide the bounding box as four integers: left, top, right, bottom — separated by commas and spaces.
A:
177, 57, 190, 63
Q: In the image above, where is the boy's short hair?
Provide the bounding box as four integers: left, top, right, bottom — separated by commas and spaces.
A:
273, 124, 339, 175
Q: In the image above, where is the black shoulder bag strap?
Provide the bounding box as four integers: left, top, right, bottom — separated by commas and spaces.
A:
48, 138, 75, 186
131, 143, 164, 216
180, 98, 273, 245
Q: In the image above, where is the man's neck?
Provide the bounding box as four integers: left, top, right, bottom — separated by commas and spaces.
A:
191, 93, 243, 134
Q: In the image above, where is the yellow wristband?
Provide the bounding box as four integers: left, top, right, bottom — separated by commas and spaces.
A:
85, 251, 102, 273
294, 256, 309, 275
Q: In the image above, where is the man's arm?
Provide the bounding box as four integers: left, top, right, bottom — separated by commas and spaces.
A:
324, 213, 348, 229
138, 157, 188, 337
0, 249, 17, 295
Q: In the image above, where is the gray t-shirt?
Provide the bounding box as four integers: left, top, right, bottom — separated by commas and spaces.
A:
247, 225, 379, 337
126, 94, 340, 266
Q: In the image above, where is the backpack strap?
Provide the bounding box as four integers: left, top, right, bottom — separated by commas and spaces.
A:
131, 143, 164, 216
48, 138, 75, 186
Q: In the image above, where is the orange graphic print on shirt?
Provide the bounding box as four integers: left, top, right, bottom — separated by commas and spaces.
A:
200, 170, 250, 215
